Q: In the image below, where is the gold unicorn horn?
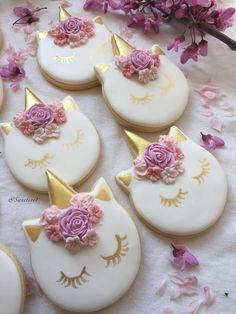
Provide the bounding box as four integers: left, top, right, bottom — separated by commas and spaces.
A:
25, 88, 42, 111
59, 6, 71, 21
124, 130, 150, 157
111, 34, 134, 56
46, 170, 76, 209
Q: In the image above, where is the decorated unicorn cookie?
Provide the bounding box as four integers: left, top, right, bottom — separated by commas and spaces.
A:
116, 127, 227, 236
95, 35, 189, 132
37, 6, 113, 90
23, 171, 141, 312
0, 88, 100, 192
0, 244, 26, 314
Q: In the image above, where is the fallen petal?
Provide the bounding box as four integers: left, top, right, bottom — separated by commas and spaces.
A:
156, 278, 168, 296
162, 307, 176, 314
203, 286, 215, 306
210, 116, 223, 132
187, 299, 203, 314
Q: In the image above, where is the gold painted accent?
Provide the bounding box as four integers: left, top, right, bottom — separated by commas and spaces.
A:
101, 235, 129, 267
25, 153, 54, 169
170, 127, 187, 142
160, 189, 188, 207
57, 266, 90, 288
25, 88, 42, 111
96, 64, 109, 74
53, 54, 77, 64
0, 244, 26, 314
94, 16, 103, 24
63, 98, 77, 111
59, 6, 71, 21
46, 170, 76, 209
111, 34, 134, 56
130, 92, 153, 105
64, 129, 84, 148
95, 184, 111, 201
0, 123, 12, 135
25, 225, 43, 242
118, 173, 131, 186
192, 159, 210, 184
159, 75, 175, 93
38, 31, 47, 40
152, 45, 165, 56
124, 130, 150, 157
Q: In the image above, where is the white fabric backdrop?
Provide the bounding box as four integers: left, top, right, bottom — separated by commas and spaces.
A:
0, 1, 236, 313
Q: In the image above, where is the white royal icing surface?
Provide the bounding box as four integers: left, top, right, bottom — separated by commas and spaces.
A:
0, 245, 24, 314
0, 96, 100, 192
23, 178, 141, 313
116, 127, 227, 236
95, 47, 189, 130
37, 23, 113, 87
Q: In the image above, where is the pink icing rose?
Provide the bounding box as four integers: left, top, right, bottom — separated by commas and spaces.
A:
33, 127, 47, 144
25, 104, 54, 129
13, 112, 26, 128
40, 205, 62, 226
59, 207, 90, 240
83, 229, 98, 247
122, 61, 136, 77
68, 34, 81, 47
44, 123, 60, 138
19, 120, 35, 135
144, 143, 176, 169
130, 50, 153, 71
160, 166, 179, 184
70, 194, 95, 209
45, 224, 62, 242
146, 166, 161, 182
82, 20, 95, 37
54, 31, 68, 46
65, 236, 83, 253
133, 157, 148, 177
88, 204, 103, 224
60, 17, 82, 35
48, 22, 61, 36
49, 103, 67, 124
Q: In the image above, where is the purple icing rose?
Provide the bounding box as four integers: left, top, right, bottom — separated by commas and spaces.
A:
25, 104, 54, 128
59, 207, 90, 240
144, 143, 175, 169
60, 17, 82, 34
130, 50, 153, 71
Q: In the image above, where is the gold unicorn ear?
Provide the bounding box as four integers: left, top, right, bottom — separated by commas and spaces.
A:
152, 44, 165, 56
59, 6, 71, 21
93, 177, 114, 201
46, 170, 76, 209
25, 88, 42, 111
23, 222, 43, 242
116, 170, 132, 192
0, 123, 12, 136
111, 34, 134, 56
168, 126, 188, 143
124, 130, 150, 157
94, 16, 103, 24
37, 31, 47, 41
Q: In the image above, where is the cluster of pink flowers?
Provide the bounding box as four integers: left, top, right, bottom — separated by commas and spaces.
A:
40, 194, 103, 253
115, 49, 160, 84
133, 135, 184, 184
49, 16, 95, 47
84, 0, 236, 63
13, 101, 67, 144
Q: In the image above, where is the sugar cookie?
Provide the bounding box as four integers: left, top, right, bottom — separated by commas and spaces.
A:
23, 171, 141, 312
116, 127, 227, 236
95, 35, 189, 132
0, 244, 26, 314
37, 6, 113, 90
0, 88, 100, 192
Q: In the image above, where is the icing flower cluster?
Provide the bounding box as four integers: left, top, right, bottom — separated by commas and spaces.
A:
49, 17, 95, 47
115, 49, 160, 84
133, 135, 184, 184
40, 194, 103, 253
13, 102, 67, 144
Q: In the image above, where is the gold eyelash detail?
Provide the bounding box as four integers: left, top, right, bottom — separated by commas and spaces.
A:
192, 159, 210, 184
130, 92, 153, 105
57, 266, 90, 289
53, 53, 77, 64
64, 129, 84, 148
160, 189, 188, 207
101, 235, 129, 267
159, 74, 175, 93
25, 153, 54, 169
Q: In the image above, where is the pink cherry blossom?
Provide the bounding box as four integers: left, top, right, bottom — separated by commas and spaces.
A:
201, 132, 225, 150
171, 244, 199, 271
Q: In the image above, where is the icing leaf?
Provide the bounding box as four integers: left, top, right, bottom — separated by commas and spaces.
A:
200, 132, 225, 150
171, 244, 199, 271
